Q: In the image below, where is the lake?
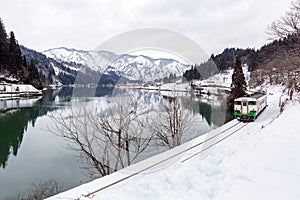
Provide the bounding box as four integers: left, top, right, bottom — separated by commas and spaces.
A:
0, 86, 232, 199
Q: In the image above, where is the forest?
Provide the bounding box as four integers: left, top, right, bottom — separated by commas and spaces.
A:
0, 18, 42, 89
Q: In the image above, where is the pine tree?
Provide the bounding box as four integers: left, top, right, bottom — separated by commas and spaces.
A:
0, 18, 8, 68
22, 55, 27, 68
28, 59, 42, 89
230, 57, 247, 99
8, 31, 23, 74
0, 18, 43, 88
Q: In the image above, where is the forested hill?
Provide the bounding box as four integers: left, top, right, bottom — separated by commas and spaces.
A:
249, 34, 300, 84
211, 48, 255, 71
183, 48, 255, 81
184, 34, 300, 87
0, 18, 42, 89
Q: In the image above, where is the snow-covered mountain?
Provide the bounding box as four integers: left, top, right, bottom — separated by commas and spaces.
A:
20, 46, 123, 86
21, 46, 78, 86
43, 47, 190, 82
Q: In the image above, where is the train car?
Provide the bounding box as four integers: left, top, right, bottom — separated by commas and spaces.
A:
234, 93, 267, 121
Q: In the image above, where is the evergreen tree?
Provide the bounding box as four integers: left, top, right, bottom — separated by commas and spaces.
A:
0, 18, 43, 88
28, 59, 42, 89
0, 18, 8, 68
183, 64, 201, 81
8, 31, 22, 74
230, 57, 247, 99
22, 55, 27, 68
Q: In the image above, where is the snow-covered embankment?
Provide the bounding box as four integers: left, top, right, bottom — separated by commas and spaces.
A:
48, 85, 300, 200
0, 84, 42, 99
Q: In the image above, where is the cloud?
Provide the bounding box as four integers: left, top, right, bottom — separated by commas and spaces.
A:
0, 0, 292, 54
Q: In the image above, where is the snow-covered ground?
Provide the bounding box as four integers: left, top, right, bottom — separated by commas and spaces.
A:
191, 65, 250, 88
141, 66, 248, 95
0, 84, 42, 99
47, 85, 300, 200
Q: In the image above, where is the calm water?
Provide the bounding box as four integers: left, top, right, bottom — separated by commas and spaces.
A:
0, 87, 232, 198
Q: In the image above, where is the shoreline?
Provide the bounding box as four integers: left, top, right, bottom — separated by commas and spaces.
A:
0, 83, 43, 99
0, 91, 43, 99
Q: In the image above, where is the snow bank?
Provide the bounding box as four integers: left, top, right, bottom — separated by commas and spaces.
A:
47, 85, 300, 200
0, 84, 42, 99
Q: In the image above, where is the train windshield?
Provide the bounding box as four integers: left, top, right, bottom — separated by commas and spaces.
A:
234, 101, 241, 105
248, 101, 256, 105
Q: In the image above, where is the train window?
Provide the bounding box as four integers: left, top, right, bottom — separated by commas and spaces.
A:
234, 101, 241, 105
248, 101, 256, 105
243, 102, 247, 106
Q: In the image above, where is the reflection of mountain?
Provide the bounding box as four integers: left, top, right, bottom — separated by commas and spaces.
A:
0, 87, 232, 169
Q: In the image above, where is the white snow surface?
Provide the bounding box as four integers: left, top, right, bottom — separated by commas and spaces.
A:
47, 85, 300, 200
0, 84, 42, 98
191, 65, 250, 88
0, 84, 40, 93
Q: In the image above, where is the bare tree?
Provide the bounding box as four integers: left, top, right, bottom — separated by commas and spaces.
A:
49, 95, 152, 178
4, 179, 62, 200
149, 96, 198, 149
27, 179, 62, 200
265, 0, 300, 99
267, 0, 300, 40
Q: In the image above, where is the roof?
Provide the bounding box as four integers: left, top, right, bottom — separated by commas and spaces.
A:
246, 93, 266, 99
234, 92, 266, 101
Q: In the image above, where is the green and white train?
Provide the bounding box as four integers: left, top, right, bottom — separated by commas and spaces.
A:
234, 93, 267, 121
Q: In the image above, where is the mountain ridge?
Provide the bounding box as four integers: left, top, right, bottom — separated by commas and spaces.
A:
43, 47, 190, 82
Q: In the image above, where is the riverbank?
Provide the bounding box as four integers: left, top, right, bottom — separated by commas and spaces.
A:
0, 83, 42, 99
117, 82, 231, 97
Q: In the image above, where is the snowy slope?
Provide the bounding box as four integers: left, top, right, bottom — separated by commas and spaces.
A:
191, 65, 250, 88
20, 45, 78, 86
47, 86, 300, 200
43, 47, 190, 82
43, 47, 118, 71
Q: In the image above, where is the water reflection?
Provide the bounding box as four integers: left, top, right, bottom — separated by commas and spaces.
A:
0, 86, 232, 198
0, 98, 43, 168
180, 93, 233, 127
0, 88, 70, 169
0, 87, 116, 170
163, 92, 233, 128
0, 88, 231, 170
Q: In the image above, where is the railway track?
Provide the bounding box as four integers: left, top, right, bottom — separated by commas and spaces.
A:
181, 122, 249, 163
80, 120, 248, 199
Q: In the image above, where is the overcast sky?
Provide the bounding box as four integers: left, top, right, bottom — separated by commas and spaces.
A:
0, 0, 292, 55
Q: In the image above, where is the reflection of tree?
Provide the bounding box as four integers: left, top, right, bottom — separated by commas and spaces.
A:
0, 87, 119, 169
0, 89, 70, 169
150, 96, 198, 149
0, 105, 40, 168
180, 94, 232, 127
49, 96, 152, 178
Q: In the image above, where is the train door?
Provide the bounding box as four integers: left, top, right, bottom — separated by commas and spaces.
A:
241, 101, 248, 116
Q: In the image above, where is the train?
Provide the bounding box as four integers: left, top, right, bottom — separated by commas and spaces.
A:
234, 93, 267, 121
